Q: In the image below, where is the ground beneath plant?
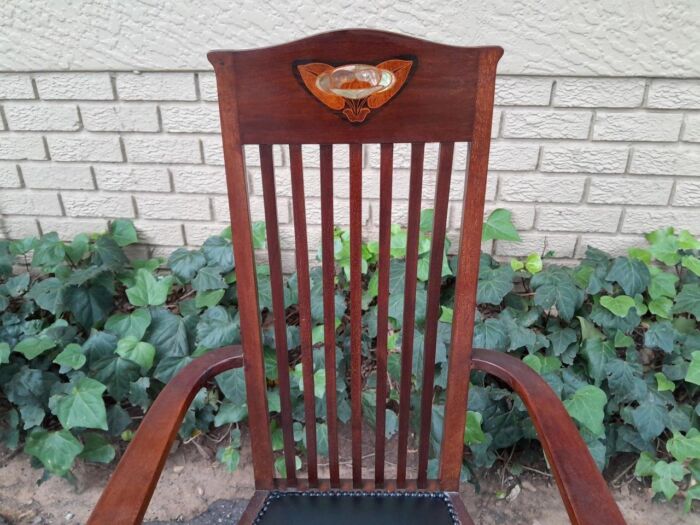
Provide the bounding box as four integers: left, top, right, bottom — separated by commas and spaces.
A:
0, 438, 697, 525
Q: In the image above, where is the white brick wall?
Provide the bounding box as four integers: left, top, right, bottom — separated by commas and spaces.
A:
1, 71, 699, 263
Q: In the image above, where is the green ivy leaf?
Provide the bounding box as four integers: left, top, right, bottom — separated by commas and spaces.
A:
91, 356, 140, 401
126, 269, 173, 307
195, 289, 225, 308
216, 368, 246, 405
645, 228, 680, 266
632, 402, 668, 442
666, 430, 700, 462
31, 233, 65, 269
64, 233, 89, 263
464, 411, 486, 445
531, 267, 581, 321
217, 445, 240, 472
655, 372, 675, 392
53, 343, 86, 371
564, 385, 607, 436
605, 257, 650, 296
79, 432, 116, 463
214, 401, 248, 426
477, 265, 514, 305
652, 460, 686, 500
681, 255, 700, 277
648, 297, 673, 319
644, 321, 675, 353
647, 268, 678, 300
13, 336, 56, 360
116, 336, 156, 370
64, 285, 113, 329
109, 219, 138, 247
673, 284, 700, 319
0, 342, 10, 364
93, 236, 129, 271
201, 236, 234, 272
685, 351, 700, 386
252, 221, 267, 249
482, 209, 521, 242
600, 295, 635, 317
105, 308, 152, 340
49, 377, 108, 431
192, 265, 226, 292
24, 429, 83, 477
168, 248, 207, 282
197, 306, 240, 349
678, 230, 700, 250
25, 278, 65, 315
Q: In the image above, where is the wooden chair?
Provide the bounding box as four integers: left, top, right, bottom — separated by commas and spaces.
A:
88, 30, 626, 525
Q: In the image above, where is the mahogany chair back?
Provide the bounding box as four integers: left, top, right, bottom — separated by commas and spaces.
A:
208, 29, 502, 493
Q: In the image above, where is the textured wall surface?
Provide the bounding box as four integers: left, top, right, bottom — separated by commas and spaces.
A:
1, 1, 699, 264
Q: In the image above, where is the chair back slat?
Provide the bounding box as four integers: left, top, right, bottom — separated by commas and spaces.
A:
396, 142, 425, 487
439, 51, 501, 489
209, 29, 502, 491
319, 144, 341, 487
416, 142, 454, 487
289, 144, 318, 485
349, 143, 364, 487
259, 144, 298, 483
373, 143, 393, 487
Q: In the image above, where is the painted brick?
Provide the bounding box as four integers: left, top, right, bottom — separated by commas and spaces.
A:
300, 143, 350, 168
588, 177, 673, 205
62, 191, 134, 218
0, 217, 40, 238
494, 233, 578, 258
40, 218, 109, 239
81, 103, 159, 132
447, 170, 497, 201
673, 180, 700, 207
647, 80, 700, 109
0, 163, 21, 188
682, 113, 700, 143
502, 110, 592, 139
276, 225, 323, 252
4, 103, 80, 131
135, 194, 210, 220
171, 166, 227, 193
35, 73, 113, 100
94, 165, 171, 192
198, 72, 218, 101
484, 204, 536, 230
116, 73, 196, 101
161, 104, 220, 133
0, 134, 47, 160
47, 134, 122, 162
132, 220, 184, 245
593, 112, 683, 142
212, 195, 289, 223
123, 135, 201, 164
149, 245, 182, 259
536, 206, 621, 232
488, 143, 540, 171
540, 144, 628, 173
622, 209, 700, 234
499, 174, 586, 203
554, 78, 645, 107
0, 190, 62, 216
305, 198, 370, 226
184, 222, 229, 245
491, 109, 502, 138
243, 144, 284, 167
629, 146, 700, 176
576, 235, 646, 258
21, 163, 94, 190
495, 77, 552, 106
201, 136, 223, 165
0, 74, 35, 99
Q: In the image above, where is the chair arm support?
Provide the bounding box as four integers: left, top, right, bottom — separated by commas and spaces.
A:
88, 345, 244, 525
471, 348, 626, 525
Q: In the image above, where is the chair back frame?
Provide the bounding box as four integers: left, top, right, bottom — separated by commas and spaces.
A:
208, 29, 502, 492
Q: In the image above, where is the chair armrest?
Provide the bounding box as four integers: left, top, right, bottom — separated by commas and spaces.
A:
87, 345, 244, 525
471, 348, 626, 525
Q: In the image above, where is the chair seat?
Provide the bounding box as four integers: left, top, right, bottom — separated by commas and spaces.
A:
252, 491, 460, 525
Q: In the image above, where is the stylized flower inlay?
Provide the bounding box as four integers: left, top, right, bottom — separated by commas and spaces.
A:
297, 59, 414, 123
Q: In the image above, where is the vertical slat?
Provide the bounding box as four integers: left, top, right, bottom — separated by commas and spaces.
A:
349, 143, 363, 487
374, 143, 393, 486
440, 52, 500, 490
289, 144, 318, 485
319, 144, 340, 487
416, 142, 454, 487
214, 62, 273, 488
396, 142, 425, 487
259, 144, 297, 484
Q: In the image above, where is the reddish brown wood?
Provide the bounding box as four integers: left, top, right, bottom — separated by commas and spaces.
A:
439, 50, 500, 490
92, 30, 626, 525
87, 346, 244, 525
373, 143, 393, 487
446, 493, 476, 525
238, 490, 269, 525
319, 144, 341, 487
472, 348, 626, 525
259, 144, 297, 483
289, 144, 318, 485
349, 142, 363, 487
396, 142, 424, 487
417, 141, 454, 487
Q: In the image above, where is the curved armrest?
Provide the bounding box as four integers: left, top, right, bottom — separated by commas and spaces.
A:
471, 348, 625, 525
88, 345, 244, 525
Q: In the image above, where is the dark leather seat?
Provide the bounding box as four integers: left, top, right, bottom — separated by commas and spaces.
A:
253, 491, 459, 524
